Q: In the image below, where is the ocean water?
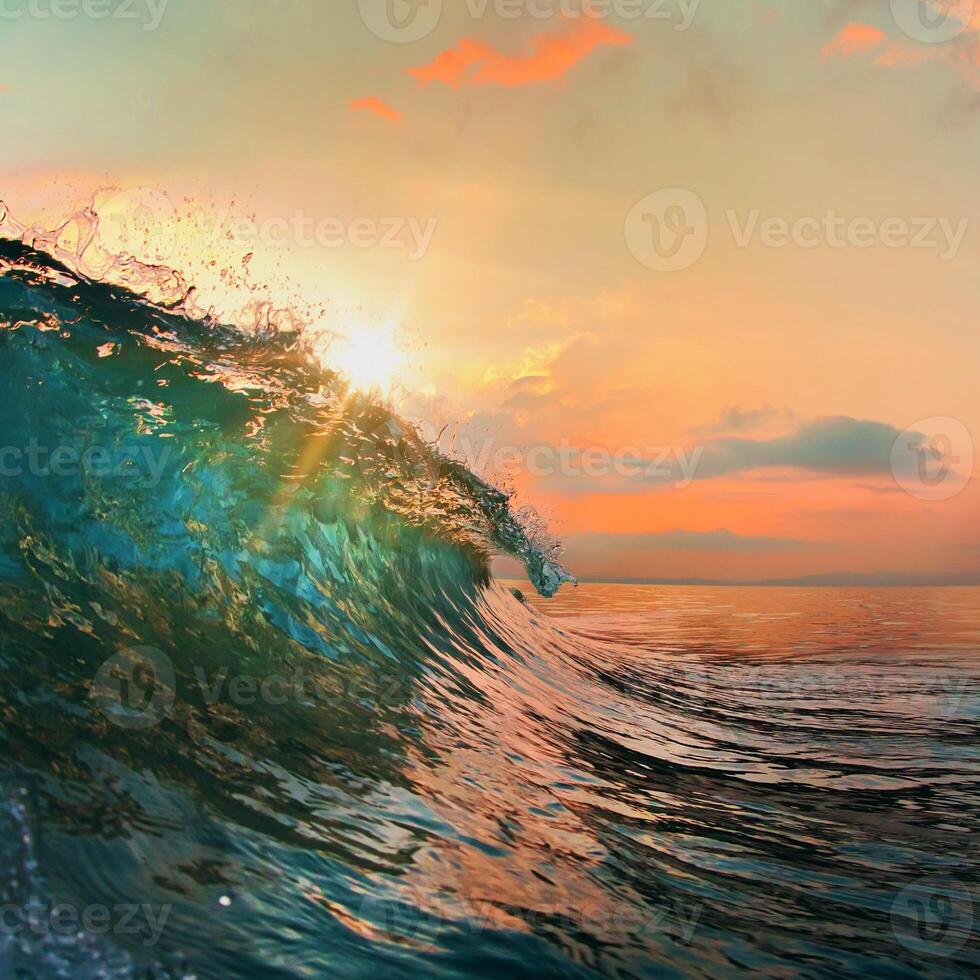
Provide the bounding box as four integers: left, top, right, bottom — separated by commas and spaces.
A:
0, 232, 978, 979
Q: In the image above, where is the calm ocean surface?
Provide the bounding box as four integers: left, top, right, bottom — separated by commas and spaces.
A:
512, 583, 980, 976
4, 571, 979, 979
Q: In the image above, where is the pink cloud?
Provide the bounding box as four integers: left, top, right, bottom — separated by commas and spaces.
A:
349, 96, 403, 124
820, 13, 979, 87
409, 18, 634, 89
820, 23, 886, 62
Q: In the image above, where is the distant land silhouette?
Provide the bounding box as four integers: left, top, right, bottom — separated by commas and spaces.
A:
574, 572, 980, 588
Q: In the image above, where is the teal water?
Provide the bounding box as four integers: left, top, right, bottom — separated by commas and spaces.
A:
0, 236, 978, 978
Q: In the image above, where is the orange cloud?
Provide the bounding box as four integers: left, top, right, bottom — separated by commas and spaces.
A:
820, 22, 885, 62
349, 96, 402, 124
819, 17, 979, 87
408, 18, 634, 89
870, 19, 979, 86
873, 44, 936, 69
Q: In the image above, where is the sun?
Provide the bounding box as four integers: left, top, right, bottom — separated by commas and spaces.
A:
328, 322, 404, 395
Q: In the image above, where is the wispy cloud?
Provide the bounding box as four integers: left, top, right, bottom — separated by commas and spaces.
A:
408, 19, 634, 90
537, 417, 927, 498
569, 529, 818, 554
687, 416, 912, 480
820, 15, 979, 87
349, 96, 403, 124
691, 405, 797, 437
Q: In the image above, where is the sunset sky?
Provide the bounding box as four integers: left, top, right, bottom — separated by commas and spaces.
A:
2, 0, 978, 583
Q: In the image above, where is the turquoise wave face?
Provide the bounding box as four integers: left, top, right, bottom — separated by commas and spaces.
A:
0, 237, 571, 598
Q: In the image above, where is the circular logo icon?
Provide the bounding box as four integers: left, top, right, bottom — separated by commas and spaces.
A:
98, 188, 178, 266
891, 878, 974, 957
891, 417, 974, 501
359, 0, 443, 43
625, 188, 708, 273
93, 646, 176, 730
890, 0, 975, 43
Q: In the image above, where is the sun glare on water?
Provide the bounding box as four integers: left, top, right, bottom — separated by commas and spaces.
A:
328, 322, 404, 396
